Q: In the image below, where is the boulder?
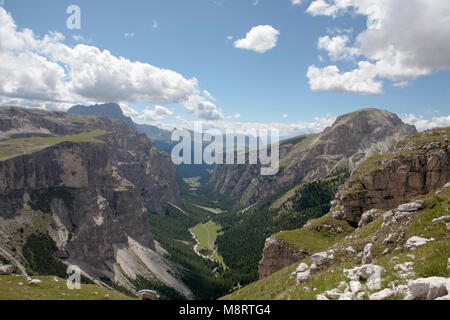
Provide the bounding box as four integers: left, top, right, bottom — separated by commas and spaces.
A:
407, 277, 450, 300
0, 265, 15, 275
296, 270, 311, 284
397, 200, 425, 212
345, 246, 357, 255
138, 290, 160, 301
349, 281, 363, 293
362, 243, 373, 264
311, 251, 334, 266
345, 264, 386, 281
358, 209, 382, 227
404, 236, 434, 250
338, 292, 355, 300
325, 289, 341, 299
295, 263, 309, 273
369, 288, 394, 300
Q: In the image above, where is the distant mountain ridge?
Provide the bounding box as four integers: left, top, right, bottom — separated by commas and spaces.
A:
209, 108, 417, 207
68, 103, 175, 153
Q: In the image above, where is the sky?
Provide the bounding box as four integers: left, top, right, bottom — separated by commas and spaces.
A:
0, 0, 449, 136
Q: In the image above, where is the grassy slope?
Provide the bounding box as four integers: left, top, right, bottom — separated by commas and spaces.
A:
0, 130, 108, 160
0, 275, 134, 300
222, 185, 450, 300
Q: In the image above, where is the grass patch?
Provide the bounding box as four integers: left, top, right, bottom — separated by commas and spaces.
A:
0, 275, 134, 300
0, 130, 108, 160
190, 221, 226, 268
276, 214, 354, 252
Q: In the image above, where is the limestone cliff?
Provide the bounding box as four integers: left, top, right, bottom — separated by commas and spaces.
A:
258, 237, 307, 279
210, 108, 416, 207
332, 127, 449, 224
0, 107, 190, 297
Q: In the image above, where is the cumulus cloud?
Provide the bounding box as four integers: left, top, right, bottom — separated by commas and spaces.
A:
306, 0, 450, 94
402, 114, 450, 132
234, 25, 280, 53
183, 95, 224, 120
0, 7, 222, 121
307, 62, 382, 94
291, 0, 304, 5
317, 35, 358, 61
139, 105, 173, 122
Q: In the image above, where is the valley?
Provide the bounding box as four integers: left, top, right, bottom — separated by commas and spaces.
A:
0, 105, 448, 302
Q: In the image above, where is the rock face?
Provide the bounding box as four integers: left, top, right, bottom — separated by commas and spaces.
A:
0, 264, 14, 275
333, 128, 449, 224
0, 107, 188, 296
210, 108, 416, 207
258, 237, 307, 279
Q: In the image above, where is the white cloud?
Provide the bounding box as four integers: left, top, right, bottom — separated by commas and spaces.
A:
139, 105, 173, 122
234, 25, 280, 53
307, 62, 382, 95
183, 95, 224, 120
0, 7, 224, 121
124, 32, 135, 38
226, 35, 233, 41
282, 114, 288, 119
402, 114, 450, 132
291, 0, 303, 5
152, 20, 158, 29
317, 35, 358, 61
306, 0, 450, 94
203, 90, 215, 101
120, 104, 140, 117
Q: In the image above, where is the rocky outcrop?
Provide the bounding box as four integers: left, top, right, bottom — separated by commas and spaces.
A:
0, 107, 189, 297
258, 237, 307, 279
333, 128, 449, 224
210, 109, 416, 207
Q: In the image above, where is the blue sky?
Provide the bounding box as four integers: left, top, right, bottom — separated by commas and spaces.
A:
1, 0, 449, 135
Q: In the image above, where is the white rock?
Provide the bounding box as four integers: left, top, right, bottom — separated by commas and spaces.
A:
345, 264, 386, 281
383, 210, 394, 222
309, 263, 319, 274
311, 251, 334, 266
325, 288, 341, 299
407, 277, 450, 300
28, 279, 42, 285
138, 290, 160, 300
0, 265, 14, 275
358, 209, 382, 227
394, 211, 414, 221
369, 288, 394, 300
397, 200, 425, 212
382, 248, 390, 255
404, 236, 434, 250
296, 263, 309, 273
316, 294, 329, 300
356, 292, 366, 300
350, 281, 363, 293
432, 215, 450, 223
362, 243, 373, 264
345, 246, 357, 255
444, 182, 450, 188
296, 270, 311, 284
338, 292, 355, 300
